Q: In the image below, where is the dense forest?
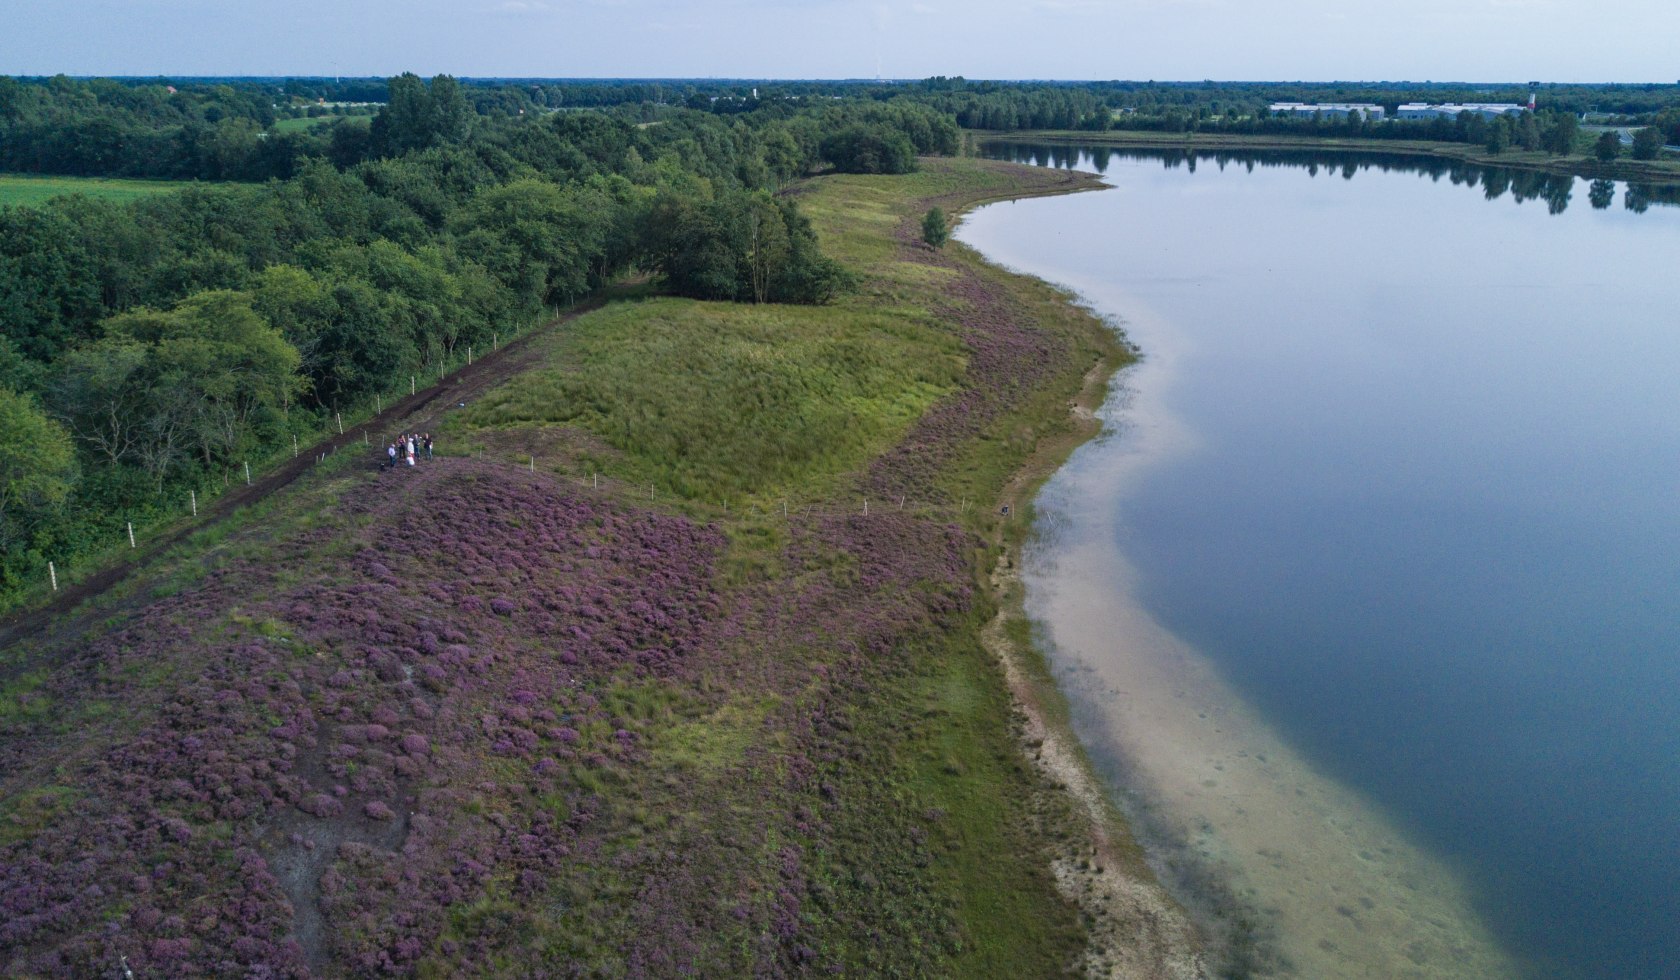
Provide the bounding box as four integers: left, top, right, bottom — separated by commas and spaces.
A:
0, 74, 960, 603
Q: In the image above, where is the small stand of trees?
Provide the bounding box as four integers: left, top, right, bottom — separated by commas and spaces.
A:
640, 190, 849, 304
1595, 130, 1622, 162
921, 207, 948, 249
1631, 126, 1663, 160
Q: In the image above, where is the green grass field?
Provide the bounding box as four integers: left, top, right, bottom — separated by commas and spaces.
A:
454, 295, 964, 505
272, 115, 329, 133
0, 173, 202, 207
272, 113, 371, 134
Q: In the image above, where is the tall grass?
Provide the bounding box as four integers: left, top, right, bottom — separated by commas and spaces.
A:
452, 296, 963, 503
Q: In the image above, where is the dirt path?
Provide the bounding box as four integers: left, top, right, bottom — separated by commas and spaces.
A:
0, 298, 604, 656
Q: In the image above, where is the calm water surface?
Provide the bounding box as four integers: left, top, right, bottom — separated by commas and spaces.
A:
962, 146, 1680, 978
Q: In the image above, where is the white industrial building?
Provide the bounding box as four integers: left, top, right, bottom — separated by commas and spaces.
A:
1395, 103, 1526, 121
1269, 102, 1387, 121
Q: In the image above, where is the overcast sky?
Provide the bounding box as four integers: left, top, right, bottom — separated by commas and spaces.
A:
4, 0, 1676, 83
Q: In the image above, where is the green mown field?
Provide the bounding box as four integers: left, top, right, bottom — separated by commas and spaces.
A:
0, 173, 204, 207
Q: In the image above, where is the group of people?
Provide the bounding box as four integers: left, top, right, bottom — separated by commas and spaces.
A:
382, 433, 433, 470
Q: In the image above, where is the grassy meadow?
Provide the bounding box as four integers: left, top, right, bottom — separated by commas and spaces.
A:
455, 295, 965, 504
0, 172, 204, 207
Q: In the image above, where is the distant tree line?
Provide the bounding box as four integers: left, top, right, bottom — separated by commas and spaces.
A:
0, 74, 960, 183
5, 75, 1672, 182
0, 73, 957, 599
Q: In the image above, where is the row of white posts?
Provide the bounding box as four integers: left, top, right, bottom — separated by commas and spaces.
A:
41, 310, 572, 592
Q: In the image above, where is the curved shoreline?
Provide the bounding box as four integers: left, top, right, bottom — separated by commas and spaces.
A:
977, 128, 1680, 185
954, 164, 1524, 977
918, 163, 1210, 976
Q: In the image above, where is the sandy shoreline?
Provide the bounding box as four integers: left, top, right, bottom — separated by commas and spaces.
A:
946, 162, 1515, 977
1011, 295, 1521, 977
978, 356, 1207, 979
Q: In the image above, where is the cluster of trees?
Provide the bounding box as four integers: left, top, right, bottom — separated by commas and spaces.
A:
1478, 109, 1576, 154
0, 73, 963, 184
1593, 127, 1667, 162
1654, 108, 1680, 147
908, 80, 1114, 132
1109, 102, 1593, 155
0, 73, 958, 599
0, 75, 315, 180
641, 190, 847, 303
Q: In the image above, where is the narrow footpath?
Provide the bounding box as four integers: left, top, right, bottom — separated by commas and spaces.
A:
0, 298, 605, 654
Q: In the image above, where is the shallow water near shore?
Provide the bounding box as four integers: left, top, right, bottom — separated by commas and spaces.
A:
961, 147, 1680, 978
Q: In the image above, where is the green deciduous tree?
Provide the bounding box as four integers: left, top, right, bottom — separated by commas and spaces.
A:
55, 291, 300, 480
0, 387, 77, 548
1594, 130, 1621, 162
370, 73, 472, 157
1485, 118, 1511, 154
640, 190, 847, 304
1542, 111, 1579, 155
452, 178, 604, 308
921, 207, 949, 250
1631, 126, 1662, 161
819, 126, 917, 174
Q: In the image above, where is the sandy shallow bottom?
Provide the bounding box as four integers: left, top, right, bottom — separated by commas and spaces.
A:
1024, 322, 1519, 978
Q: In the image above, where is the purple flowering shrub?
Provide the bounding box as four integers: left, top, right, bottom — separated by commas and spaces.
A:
1, 461, 732, 977
862, 197, 1077, 503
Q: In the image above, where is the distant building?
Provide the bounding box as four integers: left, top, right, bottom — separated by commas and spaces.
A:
1396, 103, 1526, 121
1269, 102, 1386, 121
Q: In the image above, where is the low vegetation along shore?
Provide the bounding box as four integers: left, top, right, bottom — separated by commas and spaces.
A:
0, 158, 1205, 976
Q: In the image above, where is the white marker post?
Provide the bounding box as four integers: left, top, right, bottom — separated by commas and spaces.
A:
468, 345, 473, 366
530, 455, 535, 473
336, 413, 344, 435
127, 522, 135, 549
244, 461, 252, 485
292, 434, 299, 457
377, 394, 382, 413
411, 376, 416, 395
190, 490, 197, 516
49, 562, 57, 591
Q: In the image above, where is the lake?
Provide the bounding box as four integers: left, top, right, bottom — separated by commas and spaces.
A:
961, 144, 1680, 978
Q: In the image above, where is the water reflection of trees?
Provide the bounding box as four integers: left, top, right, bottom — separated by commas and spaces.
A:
981, 142, 1680, 216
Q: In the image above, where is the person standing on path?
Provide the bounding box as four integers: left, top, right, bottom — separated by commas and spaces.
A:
385, 442, 398, 470
424, 433, 433, 459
